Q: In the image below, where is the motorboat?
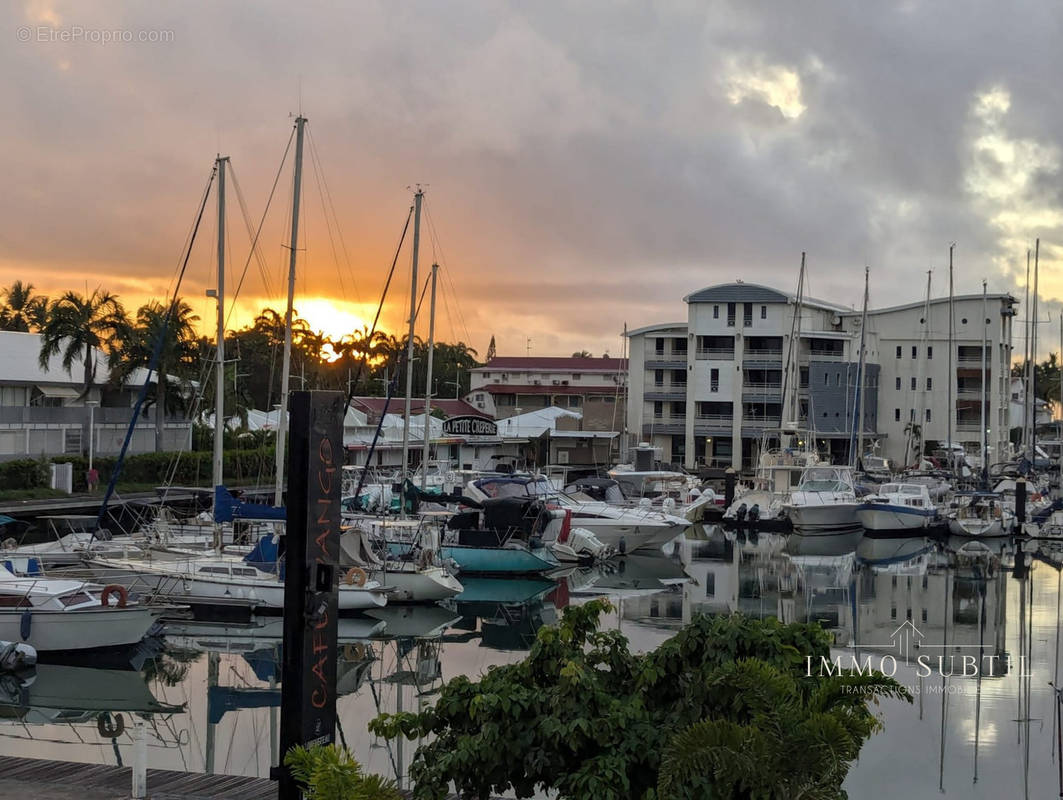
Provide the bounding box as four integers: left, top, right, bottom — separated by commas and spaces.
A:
440, 497, 561, 574
466, 475, 688, 552
0, 565, 165, 652
947, 492, 1012, 537
723, 442, 821, 523
856, 483, 940, 531
338, 525, 464, 602
783, 466, 861, 534
0, 514, 146, 569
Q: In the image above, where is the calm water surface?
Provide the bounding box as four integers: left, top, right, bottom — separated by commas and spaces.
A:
3, 527, 1062, 799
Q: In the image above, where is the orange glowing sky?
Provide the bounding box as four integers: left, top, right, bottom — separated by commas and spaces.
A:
5, 1, 1063, 359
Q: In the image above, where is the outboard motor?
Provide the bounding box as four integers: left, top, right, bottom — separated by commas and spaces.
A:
748, 504, 761, 523
734, 503, 748, 523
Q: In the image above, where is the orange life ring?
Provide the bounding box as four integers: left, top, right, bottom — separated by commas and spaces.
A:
343, 567, 368, 587
100, 584, 128, 608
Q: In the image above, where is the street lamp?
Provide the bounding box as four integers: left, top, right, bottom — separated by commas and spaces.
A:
86, 400, 100, 471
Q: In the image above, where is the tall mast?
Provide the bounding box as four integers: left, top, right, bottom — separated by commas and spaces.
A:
980, 280, 988, 487
1058, 313, 1062, 481
781, 252, 805, 435
947, 244, 954, 474
1023, 249, 1031, 453
212, 156, 228, 494
273, 115, 306, 506
908, 270, 932, 466
1030, 238, 1040, 461
850, 267, 869, 469
400, 189, 423, 512
420, 262, 438, 489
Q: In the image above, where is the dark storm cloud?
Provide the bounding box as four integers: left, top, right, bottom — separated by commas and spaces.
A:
3, 0, 1063, 355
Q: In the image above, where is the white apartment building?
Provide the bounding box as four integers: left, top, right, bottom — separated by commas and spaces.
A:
626, 282, 1015, 471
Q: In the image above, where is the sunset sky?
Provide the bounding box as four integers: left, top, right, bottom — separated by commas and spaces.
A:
4, 1, 1063, 358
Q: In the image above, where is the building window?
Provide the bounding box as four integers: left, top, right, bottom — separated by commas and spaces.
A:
896, 346, 902, 358
760, 305, 767, 319
912, 346, 917, 358
704, 573, 715, 597
653, 401, 663, 418
824, 373, 829, 386
927, 346, 933, 359
926, 408, 931, 422
926, 377, 932, 390
894, 408, 901, 421
911, 377, 917, 390
63, 428, 82, 455
482, 372, 490, 378
836, 372, 841, 386
655, 339, 665, 355
743, 303, 753, 327
572, 373, 581, 380
710, 368, 719, 392
727, 303, 736, 327
922, 608, 928, 622
713, 304, 719, 319
895, 377, 901, 391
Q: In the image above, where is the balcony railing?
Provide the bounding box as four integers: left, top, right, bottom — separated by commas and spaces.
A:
744, 349, 784, 359
957, 354, 985, 365
647, 381, 688, 391
695, 348, 735, 360
956, 420, 983, 432
743, 382, 782, 391
695, 414, 732, 425
0, 406, 189, 425
807, 350, 844, 361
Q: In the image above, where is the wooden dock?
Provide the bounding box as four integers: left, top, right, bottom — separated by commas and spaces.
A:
0, 755, 501, 799
0, 755, 274, 800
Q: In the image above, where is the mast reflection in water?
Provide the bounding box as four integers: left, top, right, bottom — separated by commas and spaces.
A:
2, 526, 1061, 797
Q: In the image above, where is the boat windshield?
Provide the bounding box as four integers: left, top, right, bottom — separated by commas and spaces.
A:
797, 468, 852, 492
475, 477, 556, 499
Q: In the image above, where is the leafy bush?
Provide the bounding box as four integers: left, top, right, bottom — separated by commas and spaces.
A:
60, 448, 275, 491
370, 599, 909, 799
0, 458, 51, 490
284, 744, 400, 800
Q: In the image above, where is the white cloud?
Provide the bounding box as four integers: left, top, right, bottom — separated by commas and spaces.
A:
723, 56, 806, 120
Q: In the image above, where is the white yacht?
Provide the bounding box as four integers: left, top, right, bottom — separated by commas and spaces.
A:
783, 466, 861, 534
856, 483, 939, 531
0, 565, 165, 652
947, 492, 1012, 537
722, 442, 821, 523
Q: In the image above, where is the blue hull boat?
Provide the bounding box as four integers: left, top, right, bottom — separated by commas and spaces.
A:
440, 543, 559, 575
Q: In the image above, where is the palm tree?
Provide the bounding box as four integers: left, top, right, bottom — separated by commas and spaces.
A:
0, 281, 45, 332
109, 299, 199, 451
38, 289, 128, 398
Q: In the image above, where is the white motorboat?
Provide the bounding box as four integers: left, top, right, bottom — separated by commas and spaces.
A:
856, 483, 940, 531
783, 466, 862, 534
947, 492, 1011, 537
87, 550, 389, 611
0, 565, 164, 652
722, 443, 822, 522
466, 476, 688, 552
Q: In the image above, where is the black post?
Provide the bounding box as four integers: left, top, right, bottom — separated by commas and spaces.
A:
724, 468, 736, 508
1016, 478, 1027, 525
275, 390, 343, 799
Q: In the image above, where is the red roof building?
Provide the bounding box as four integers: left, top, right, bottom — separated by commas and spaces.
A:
348, 396, 488, 425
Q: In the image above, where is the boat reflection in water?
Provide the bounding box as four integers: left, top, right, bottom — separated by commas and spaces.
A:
7, 523, 1063, 797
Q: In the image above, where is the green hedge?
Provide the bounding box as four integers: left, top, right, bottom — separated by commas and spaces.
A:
0, 458, 51, 490
0, 449, 277, 492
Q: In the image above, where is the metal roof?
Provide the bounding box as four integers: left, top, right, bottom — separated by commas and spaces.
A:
682, 282, 850, 312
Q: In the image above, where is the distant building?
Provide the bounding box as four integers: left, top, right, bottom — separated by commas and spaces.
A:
626, 282, 1016, 470
466, 356, 627, 432
0, 331, 192, 461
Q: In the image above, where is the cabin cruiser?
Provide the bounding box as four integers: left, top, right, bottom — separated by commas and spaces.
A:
856, 483, 940, 531
465, 475, 688, 552
0, 514, 146, 569
783, 466, 861, 534
0, 565, 165, 652
723, 443, 821, 523
947, 492, 1012, 537
441, 497, 562, 574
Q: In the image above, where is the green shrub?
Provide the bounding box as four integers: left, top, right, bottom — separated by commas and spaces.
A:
284, 744, 400, 800
0, 458, 51, 490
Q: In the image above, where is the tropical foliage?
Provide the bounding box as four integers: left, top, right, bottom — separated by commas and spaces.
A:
284, 744, 401, 800
370, 600, 909, 800
0, 281, 482, 427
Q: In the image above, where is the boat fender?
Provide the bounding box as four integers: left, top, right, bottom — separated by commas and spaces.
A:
19, 610, 30, 641
1, 538, 15, 550
343, 642, 368, 661
101, 585, 128, 609
343, 567, 368, 587
97, 712, 125, 739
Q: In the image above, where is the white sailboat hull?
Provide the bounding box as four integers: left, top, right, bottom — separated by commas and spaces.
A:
0, 606, 162, 652
373, 566, 462, 603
